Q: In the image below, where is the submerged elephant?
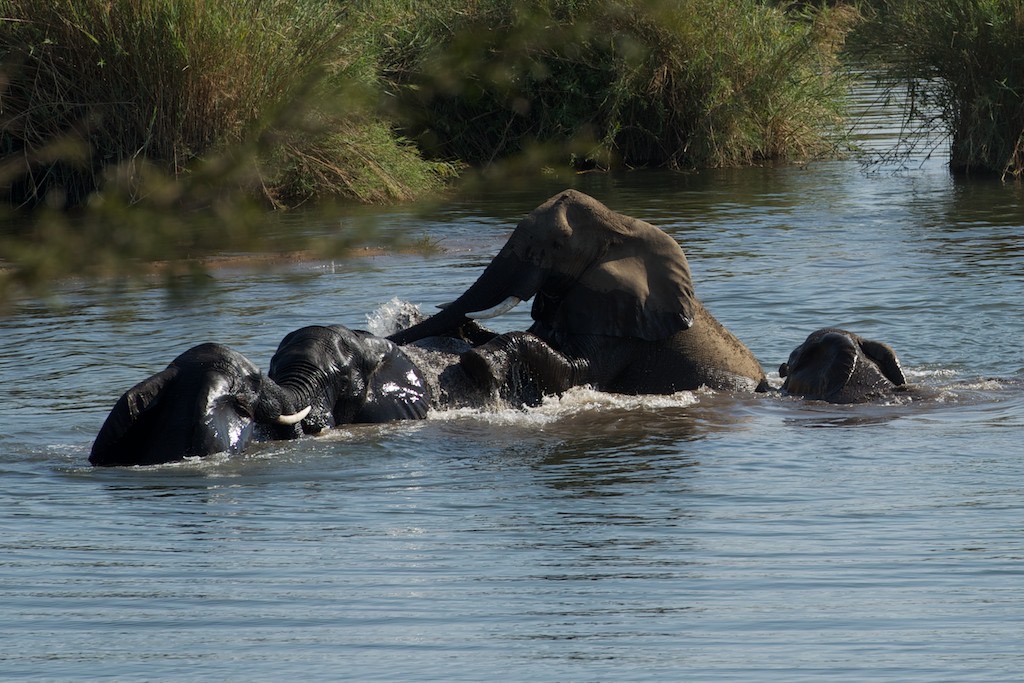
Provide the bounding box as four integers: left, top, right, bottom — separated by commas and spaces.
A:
90, 343, 310, 467
265, 325, 431, 438
264, 321, 547, 436
388, 189, 768, 395
779, 328, 910, 403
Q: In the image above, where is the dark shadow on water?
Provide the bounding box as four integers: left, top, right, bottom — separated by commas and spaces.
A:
777, 400, 921, 428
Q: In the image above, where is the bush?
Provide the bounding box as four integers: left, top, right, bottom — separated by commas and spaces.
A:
0, 0, 453, 208
0, 0, 856, 303
0, 0, 457, 302
856, 0, 1024, 178
372, 0, 855, 170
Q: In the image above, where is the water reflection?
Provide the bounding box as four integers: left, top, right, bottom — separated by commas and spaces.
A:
769, 375, 1024, 430
900, 171, 1024, 276
777, 401, 922, 428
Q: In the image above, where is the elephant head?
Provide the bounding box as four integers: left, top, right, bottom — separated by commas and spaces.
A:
267, 325, 430, 436
779, 328, 908, 403
388, 189, 695, 346
89, 343, 310, 467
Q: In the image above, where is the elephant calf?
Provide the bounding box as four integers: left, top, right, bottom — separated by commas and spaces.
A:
779, 328, 911, 404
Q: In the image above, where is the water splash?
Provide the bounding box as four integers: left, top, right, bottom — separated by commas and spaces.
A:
366, 298, 425, 337
427, 385, 701, 426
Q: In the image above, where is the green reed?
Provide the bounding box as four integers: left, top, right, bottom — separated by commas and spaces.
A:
856, 0, 1024, 178
0, 0, 452, 208
0, 0, 457, 303
371, 0, 856, 171
0, 0, 856, 303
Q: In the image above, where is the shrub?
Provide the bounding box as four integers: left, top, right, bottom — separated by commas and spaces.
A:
372, 0, 855, 170
856, 0, 1024, 178
0, 0, 856, 303
0, 0, 453, 208
0, 0, 455, 302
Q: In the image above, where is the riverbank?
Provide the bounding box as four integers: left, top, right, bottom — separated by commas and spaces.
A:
853, 0, 1024, 179
0, 0, 852, 212
0, 0, 856, 302
4, 0, 1024, 304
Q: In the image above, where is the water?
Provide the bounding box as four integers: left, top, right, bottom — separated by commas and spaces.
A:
2, 86, 1024, 681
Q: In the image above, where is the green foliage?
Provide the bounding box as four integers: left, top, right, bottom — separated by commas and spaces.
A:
0, 0, 454, 301
371, 0, 855, 170
0, 0, 856, 303
856, 0, 1024, 178
0, 0, 453, 207
270, 116, 460, 206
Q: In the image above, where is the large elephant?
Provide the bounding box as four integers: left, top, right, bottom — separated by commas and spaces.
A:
779, 328, 910, 403
265, 325, 432, 438
388, 189, 768, 395
90, 343, 310, 467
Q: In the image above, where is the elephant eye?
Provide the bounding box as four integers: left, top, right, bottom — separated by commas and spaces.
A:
225, 393, 255, 419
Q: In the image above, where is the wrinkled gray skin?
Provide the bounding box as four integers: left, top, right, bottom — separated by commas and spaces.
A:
265, 322, 547, 429
90, 343, 309, 467
779, 328, 910, 403
405, 320, 551, 409
389, 189, 768, 396
265, 325, 432, 438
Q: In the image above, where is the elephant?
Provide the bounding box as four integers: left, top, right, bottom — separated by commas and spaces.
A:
263, 320, 549, 436
779, 328, 910, 403
264, 324, 432, 438
89, 343, 310, 467
388, 189, 768, 396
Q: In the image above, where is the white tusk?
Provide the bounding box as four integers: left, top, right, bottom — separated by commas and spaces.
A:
466, 296, 522, 320
276, 405, 311, 425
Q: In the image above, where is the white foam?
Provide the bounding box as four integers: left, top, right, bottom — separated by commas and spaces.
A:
906, 367, 959, 380
366, 298, 423, 337
427, 385, 701, 426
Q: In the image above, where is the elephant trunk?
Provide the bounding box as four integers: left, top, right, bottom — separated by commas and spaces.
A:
254, 375, 311, 426
388, 252, 544, 345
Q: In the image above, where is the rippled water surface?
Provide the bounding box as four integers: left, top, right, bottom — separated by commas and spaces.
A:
2, 89, 1024, 681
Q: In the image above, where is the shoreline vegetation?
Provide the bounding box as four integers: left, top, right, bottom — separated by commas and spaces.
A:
1, 0, 1022, 302
854, 0, 1024, 179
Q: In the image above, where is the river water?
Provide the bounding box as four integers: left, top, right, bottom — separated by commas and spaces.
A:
2, 83, 1023, 681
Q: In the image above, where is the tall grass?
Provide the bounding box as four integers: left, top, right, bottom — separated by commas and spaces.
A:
371, 0, 856, 171
0, 0, 453, 208
856, 0, 1024, 178
0, 0, 857, 303
0, 0, 856, 204
0, 0, 455, 302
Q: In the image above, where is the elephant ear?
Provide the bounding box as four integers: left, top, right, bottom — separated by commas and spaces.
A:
351, 330, 431, 421
89, 367, 178, 466
784, 332, 858, 400
858, 338, 907, 386
530, 191, 695, 342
